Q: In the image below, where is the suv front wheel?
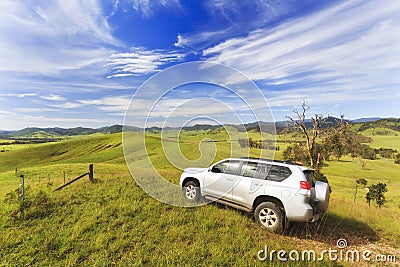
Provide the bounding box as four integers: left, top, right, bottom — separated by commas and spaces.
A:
254, 202, 284, 233
183, 180, 201, 202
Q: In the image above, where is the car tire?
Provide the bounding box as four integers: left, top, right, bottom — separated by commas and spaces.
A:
314, 181, 330, 212
183, 180, 201, 202
254, 202, 284, 233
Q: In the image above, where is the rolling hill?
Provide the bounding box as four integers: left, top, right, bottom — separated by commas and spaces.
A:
0, 129, 399, 266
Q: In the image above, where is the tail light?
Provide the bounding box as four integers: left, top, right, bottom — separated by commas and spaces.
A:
300, 181, 310, 190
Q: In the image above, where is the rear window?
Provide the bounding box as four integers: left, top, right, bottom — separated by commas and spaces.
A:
239, 162, 291, 182
267, 165, 292, 182
303, 170, 316, 187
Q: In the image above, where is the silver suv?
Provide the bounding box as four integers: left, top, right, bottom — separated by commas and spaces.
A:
180, 157, 330, 233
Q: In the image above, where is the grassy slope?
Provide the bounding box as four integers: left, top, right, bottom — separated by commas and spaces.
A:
1, 131, 399, 266
0, 133, 124, 173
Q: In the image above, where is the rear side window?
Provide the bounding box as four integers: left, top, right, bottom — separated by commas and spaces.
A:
240, 162, 269, 180
267, 165, 292, 182
212, 160, 241, 175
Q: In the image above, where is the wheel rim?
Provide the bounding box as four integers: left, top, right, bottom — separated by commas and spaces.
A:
185, 185, 197, 200
259, 208, 277, 228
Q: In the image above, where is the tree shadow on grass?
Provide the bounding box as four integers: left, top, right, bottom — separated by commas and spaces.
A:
284, 212, 378, 246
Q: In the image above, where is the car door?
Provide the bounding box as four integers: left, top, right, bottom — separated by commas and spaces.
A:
203, 160, 241, 201
231, 162, 269, 207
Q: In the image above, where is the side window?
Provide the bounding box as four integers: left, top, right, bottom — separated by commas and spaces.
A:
267, 165, 292, 182
211, 160, 241, 175
240, 162, 258, 178
240, 162, 270, 180
256, 164, 270, 180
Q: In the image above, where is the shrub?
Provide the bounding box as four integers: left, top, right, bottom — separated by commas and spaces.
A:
366, 182, 388, 207
378, 148, 396, 159
395, 154, 400, 164
4, 187, 53, 220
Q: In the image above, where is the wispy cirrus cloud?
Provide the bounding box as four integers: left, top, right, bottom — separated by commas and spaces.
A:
174, 0, 311, 50
106, 47, 183, 78
202, 0, 400, 107
78, 96, 131, 112
108, 0, 182, 18
40, 94, 66, 101
0, 93, 36, 98
51, 102, 85, 109
0, 0, 118, 74
204, 0, 294, 27
174, 29, 233, 50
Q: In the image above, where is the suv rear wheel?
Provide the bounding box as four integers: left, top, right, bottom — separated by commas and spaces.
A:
254, 202, 284, 233
183, 180, 201, 202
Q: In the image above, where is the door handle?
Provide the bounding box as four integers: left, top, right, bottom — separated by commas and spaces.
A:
226, 178, 234, 181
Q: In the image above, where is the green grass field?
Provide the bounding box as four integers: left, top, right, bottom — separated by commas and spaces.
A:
0, 130, 399, 266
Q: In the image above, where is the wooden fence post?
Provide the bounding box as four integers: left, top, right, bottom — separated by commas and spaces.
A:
54, 164, 94, 191
88, 164, 94, 182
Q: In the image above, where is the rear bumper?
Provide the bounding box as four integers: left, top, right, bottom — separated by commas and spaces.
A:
286, 204, 319, 222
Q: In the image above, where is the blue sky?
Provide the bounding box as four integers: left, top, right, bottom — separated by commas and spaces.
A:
1, 0, 400, 130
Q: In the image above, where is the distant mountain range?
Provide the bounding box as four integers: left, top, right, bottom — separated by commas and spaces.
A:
351, 117, 382, 123
0, 125, 128, 139
1, 117, 395, 139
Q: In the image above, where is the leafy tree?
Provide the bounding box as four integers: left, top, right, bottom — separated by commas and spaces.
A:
323, 116, 376, 161
354, 178, 367, 203
366, 183, 388, 207
378, 148, 396, 159
282, 143, 308, 164
359, 145, 377, 160
323, 115, 348, 161
350, 144, 377, 160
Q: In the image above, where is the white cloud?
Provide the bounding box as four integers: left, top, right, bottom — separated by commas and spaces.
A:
174, 29, 232, 49
40, 94, 66, 101
15, 107, 58, 113
174, 34, 184, 47
75, 95, 132, 112
0, 93, 36, 98
106, 47, 183, 78
205, 0, 293, 26
174, 0, 295, 50
116, 0, 182, 17
54, 102, 86, 109
202, 0, 400, 106
0, 0, 118, 73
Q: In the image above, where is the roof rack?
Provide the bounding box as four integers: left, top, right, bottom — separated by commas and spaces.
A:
239, 157, 303, 166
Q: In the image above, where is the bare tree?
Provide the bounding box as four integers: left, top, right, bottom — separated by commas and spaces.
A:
286, 101, 324, 169
354, 178, 367, 203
